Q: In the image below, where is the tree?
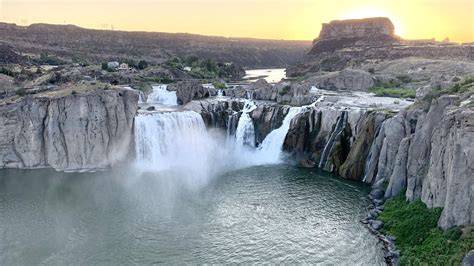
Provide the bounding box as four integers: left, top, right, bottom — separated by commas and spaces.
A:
101, 63, 108, 71
138, 60, 148, 70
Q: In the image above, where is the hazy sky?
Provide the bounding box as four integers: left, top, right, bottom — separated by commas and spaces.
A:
1, 0, 473, 42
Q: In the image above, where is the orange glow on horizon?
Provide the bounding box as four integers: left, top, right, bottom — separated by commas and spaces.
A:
0, 0, 472, 43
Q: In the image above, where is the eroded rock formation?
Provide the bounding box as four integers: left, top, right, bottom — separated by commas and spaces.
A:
0, 88, 138, 171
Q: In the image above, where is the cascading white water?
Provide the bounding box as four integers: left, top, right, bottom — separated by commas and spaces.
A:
134, 101, 306, 184
138, 91, 146, 103
134, 110, 258, 184
255, 107, 304, 164
217, 90, 224, 97
147, 85, 177, 106
235, 100, 257, 148
135, 111, 208, 171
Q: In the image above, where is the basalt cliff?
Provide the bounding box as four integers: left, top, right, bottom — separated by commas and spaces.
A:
0, 86, 138, 171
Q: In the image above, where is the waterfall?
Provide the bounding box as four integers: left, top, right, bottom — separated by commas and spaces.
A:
255, 107, 303, 163
134, 109, 269, 182
227, 112, 239, 137
138, 91, 146, 103
147, 85, 177, 106
135, 111, 212, 174
318, 111, 348, 169
235, 100, 257, 147
217, 90, 224, 97
245, 90, 254, 100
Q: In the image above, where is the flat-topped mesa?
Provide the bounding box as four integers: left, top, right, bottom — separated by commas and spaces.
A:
308, 17, 399, 55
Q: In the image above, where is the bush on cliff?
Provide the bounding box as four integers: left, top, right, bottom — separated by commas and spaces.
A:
379, 195, 474, 265
369, 86, 416, 99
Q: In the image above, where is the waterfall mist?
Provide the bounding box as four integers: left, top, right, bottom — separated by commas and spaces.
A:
134, 103, 304, 189
135, 110, 264, 188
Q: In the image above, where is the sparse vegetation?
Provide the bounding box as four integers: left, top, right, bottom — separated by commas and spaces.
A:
418, 76, 474, 110
212, 81, 226, 90
369, 86, 416, 99
285, 76, 305, 83
138, 60, 148, 70
15, 88, 26, 96
379, 195, 474, 265
165, 57, 243, 80
279, 85, 291, 95
0, 67, 16, 77
33, 52, 65, 65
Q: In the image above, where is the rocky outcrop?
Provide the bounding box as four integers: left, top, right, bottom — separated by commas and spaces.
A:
170, 81, 209, 105
309, 17, 398, 55
305, 69, 375, 91
0, 88, 138, 171
287, 17, 474, 77
360, 95, 473, 228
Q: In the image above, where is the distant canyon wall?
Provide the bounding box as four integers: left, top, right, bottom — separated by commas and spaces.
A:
0, 22, 310, 68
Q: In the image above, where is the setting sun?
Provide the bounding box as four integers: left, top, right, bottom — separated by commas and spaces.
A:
0, 0, 472, 42
339, 7, 405, 36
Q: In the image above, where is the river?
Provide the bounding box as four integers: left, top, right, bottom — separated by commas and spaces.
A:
0, 166, 384, 264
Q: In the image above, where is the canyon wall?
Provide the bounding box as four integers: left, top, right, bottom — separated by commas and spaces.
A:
189, 95, 472, 229
0, 88, 138, 171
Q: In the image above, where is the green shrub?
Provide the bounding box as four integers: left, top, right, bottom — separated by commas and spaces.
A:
279, 85, 291, 96
369, 87, 416, 99
368, 68, 375, 74
212, 81, 226, 90
379, 195, 474, 265
138, 60, 148, 70
16, 88, 27, 96
71, 90, 77, 95
33, 52, 65, 65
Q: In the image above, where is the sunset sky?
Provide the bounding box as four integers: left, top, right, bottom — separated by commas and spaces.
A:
1, 0, 473, 42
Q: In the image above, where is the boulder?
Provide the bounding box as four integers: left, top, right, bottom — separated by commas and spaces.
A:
371, 220, 384, 231
170, 81, 209, 105
463, 250, 474, 266
250, 79, 277, 101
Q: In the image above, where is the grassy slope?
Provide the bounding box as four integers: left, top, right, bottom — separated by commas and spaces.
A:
379, 195, 474, 265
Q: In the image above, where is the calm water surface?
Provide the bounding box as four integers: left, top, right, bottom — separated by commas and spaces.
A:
244, 68, 286, 83
0, 165, 384, 265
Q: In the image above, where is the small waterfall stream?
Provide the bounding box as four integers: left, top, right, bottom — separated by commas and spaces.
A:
235, 100, 257, 148
255, 107, 303, 163
147, 85, 178, 106
318, 111, 348, 169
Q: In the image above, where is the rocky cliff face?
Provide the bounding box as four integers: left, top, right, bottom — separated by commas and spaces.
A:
0, 88, 138, 171
287, 17, 474, 77
362, 95, 473, 229
186, 92, 473, 229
